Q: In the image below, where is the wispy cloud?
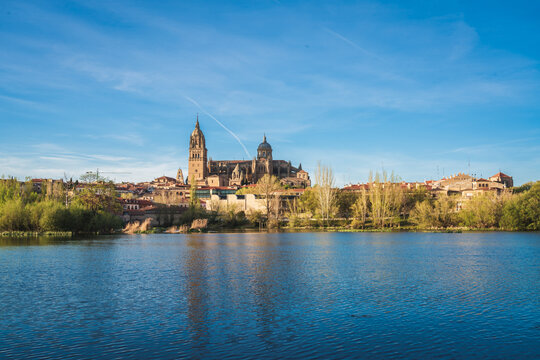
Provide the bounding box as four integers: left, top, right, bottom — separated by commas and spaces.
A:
85, 133, 145, 146
445, 137, 540, 155
184, 96, 252, 158
1, 0, 538, 184
323, 27, 386, 63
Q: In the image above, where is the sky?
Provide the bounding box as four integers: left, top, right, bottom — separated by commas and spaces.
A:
1, 0, 539, 185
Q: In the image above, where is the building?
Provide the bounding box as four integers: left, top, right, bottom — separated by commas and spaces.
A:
206, 194, 267, 213
186, 117, 310, 187
431, 172, 512, 195
489, 172, 513, 188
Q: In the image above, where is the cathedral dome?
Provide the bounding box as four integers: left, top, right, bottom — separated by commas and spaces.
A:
257, 135, 272, 151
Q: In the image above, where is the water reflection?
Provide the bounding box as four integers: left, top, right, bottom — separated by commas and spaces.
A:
185, 236, 211, 352
0, 232, 539, 359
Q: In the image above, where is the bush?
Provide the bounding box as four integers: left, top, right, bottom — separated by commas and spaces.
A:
501, 182, 540, 230
410, 196, 457, 229
459, 194, 503, 229
177, 206, 207, 226
0, 199, 30, 231
88, 211, 123, 233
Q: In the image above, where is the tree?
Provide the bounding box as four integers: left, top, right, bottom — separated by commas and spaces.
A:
351, 187, 369, 228
459, 193, 503, 229
72, 181, 121, 214
189, 175, 199, 208
314, 162, 337, 223
512, 182, 533, 194
410, 195, 457, 229
297, 188, 318, 218
501, 182, 540, 230
435, 195, 458, 228
0, 199, 29, 231
368, 171, 404, 228
336, 190, 356, 219
410, 200, 435, 228
0, 177, 21, 205
255, 174, 282, 227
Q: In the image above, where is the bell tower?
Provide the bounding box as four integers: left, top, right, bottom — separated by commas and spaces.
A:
188, 116, 208, 183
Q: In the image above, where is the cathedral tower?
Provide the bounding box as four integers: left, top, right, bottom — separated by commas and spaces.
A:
257, 134, 273, 161
188, 117, 208, 183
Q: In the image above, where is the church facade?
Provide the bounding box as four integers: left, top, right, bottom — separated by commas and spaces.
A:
186, 118, 310, 187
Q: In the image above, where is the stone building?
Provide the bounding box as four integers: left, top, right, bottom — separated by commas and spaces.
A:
488, 172, 513, 188
186, 118, 310, 187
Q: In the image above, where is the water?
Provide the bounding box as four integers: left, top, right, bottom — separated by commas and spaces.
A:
0, 232, 539, 359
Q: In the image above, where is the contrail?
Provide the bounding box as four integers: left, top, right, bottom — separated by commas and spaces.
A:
184, 96, 252, 158
323, 27, 386, 63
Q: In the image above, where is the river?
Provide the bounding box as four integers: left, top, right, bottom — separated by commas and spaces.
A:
1, 232, 539, 359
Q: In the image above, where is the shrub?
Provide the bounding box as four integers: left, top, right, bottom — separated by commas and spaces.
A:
459, 193, 503, 229
501, 182, 540, 230
0, 199, 30, 231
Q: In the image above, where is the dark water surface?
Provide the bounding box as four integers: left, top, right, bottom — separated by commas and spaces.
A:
1, 232, 539, 359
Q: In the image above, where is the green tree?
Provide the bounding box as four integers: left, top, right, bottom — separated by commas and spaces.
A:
72, 181, 121, 214
410, 195, 457, 229
297, 188, 318, 218
410, 200, 435, 228
336, 190, 356, 219
501, 182, 540, 230
0, 199, 30, 231
459, 193, 503, 229
189, 175, 199, 208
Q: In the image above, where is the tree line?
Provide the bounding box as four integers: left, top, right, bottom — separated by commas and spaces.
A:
247, 165, 540, 231
1, 167, 538, 233
0, 177, 122, 233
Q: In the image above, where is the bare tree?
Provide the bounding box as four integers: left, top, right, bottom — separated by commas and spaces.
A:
351, 187, 369, 228
314, 162, 337, 223
255, 174, 282, 227
369, 171, 404, 228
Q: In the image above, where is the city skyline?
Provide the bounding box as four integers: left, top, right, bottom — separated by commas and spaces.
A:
1, 1, 539, 185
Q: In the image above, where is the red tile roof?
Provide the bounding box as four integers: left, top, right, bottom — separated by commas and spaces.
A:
491, 172, 511, 178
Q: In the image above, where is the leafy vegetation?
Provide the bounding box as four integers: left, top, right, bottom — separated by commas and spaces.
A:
2, 172, 538, 233
0, 177, 122, 234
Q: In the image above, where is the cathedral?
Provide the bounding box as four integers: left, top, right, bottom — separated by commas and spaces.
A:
186, 118, 310, 187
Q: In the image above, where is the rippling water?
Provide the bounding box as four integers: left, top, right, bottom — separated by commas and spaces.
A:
1, 232, 539, 359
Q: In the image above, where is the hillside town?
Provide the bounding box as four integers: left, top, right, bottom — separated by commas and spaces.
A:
3, 119, 537, 232
25, 168, 516, 227
10, 119, 524, 230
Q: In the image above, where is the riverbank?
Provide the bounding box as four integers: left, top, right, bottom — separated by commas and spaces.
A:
0, 231, 73, 237
1, 226, 534, 237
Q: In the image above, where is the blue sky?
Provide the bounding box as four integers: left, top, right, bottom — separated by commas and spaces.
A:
1, 0, 539, 185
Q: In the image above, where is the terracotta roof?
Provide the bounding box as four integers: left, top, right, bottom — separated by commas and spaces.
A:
140, 205, 158, 211
342, 184, 369, 190
119, 198, 154, 206
491, 172, 511, 178
197, 186, 238, 190
154, 176, 176, 182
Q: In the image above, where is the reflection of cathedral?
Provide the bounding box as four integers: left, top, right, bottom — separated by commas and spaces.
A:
187, 118, 310, 187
